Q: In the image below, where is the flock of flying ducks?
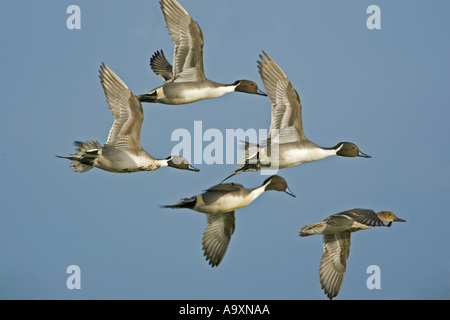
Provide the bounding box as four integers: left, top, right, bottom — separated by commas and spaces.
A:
58, 0, 406, 300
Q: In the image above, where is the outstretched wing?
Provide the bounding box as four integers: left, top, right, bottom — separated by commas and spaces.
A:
319, 232, 351, 300
160, 0, 206, 82
258, 51, 305, 144
99, 63, 143, 150
150, 50, 174, 82
202, 211, 236, 267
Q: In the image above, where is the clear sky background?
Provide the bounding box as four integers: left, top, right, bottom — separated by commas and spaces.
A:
0, 0, 449, 300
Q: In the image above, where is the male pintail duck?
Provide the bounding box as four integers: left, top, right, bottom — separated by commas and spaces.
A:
57, 63, 199, 174
137, 0, 267, 105
222, 51, 370, 181
300, 208, 406, 299
161, 175, 295, 267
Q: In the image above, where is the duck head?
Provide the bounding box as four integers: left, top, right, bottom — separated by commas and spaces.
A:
335, 142, 371, 158
233, 80, 267, 96
377, 211, 406, 227
167, 156, 200, 172
262, 175, 295, 197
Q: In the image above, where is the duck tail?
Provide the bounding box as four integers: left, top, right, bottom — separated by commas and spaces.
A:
137, 90, 158, 103
160, 196, 197, 209
221, 142, 261, 182
56, 141, 102, 173
220, 161, 260, 183
299, 224, 319, 237
238, 140, 260, 164
299, 231, 312, 237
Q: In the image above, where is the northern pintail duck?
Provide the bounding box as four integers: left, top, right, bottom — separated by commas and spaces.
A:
57, 63, 199, 174
300, 208, 406, 299
161, 175, 295, 267
223, 51, 370, 181
137, 0, 267, 105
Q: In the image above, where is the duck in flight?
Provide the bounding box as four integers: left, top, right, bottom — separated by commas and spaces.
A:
161, 175, 295, 267
137, 0, 267, 105
300, 208, 406, 299
57, 63, 199, 174
222, 51, 370, 181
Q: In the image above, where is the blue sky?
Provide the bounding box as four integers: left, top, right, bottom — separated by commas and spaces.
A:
0, 0, 449, 300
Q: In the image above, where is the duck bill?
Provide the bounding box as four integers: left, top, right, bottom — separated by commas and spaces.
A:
188, 164, 200, 172
285, 187, 296, 197
256, 89, 267, 96
358, 151, 371, 158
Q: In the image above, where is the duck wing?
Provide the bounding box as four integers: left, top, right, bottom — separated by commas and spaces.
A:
335, 208, 386, 227
202, 211, 235, 267
160, 0, 206, 83
204, 182, 245, 193
319, 232, 351, 300
150, 50, 174, 82
258, 51, 306, 145
99, 63, 144, 150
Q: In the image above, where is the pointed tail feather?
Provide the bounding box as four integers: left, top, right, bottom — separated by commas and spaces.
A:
299, 222, 324, 237
221, 160, 260, 183
299, 229, 314, 237
221, 140, 262, 182
160, 196, 197, 209
57, 141, 102, 173
220, 171, 240, 183
238, 140, 260, 165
